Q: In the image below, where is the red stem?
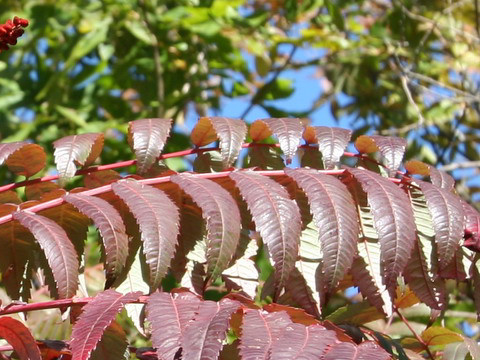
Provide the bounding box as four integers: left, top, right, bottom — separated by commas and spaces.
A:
0, 142, 396, 193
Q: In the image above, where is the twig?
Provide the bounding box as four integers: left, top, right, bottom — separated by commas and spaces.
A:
395, 307, 435, 360
440, 160, 480, 171
241, 45, 298, 119
399, 71, 425, 128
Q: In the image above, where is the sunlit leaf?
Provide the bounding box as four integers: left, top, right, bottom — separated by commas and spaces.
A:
314, 126, 352, 169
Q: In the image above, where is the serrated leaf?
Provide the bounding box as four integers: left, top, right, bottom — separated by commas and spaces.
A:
269, 323, 337, 359
64, 193, 129, 287
0, 317, 41, 360
369, 135, 407, 176
285, 168, 358, 292
205, 117, 247, 168
417, 180, 465, 269
13, 211, 79, 299
259, 118, 303, 163
70, 290, 141, 360
171, 174, 241, 279
111, 179, 180, 289
127, 118, 172, 174
0, 141, 27, 164
181, 298, 241, 360
285, 267, 320, 318
5, 143, 46, 177
323, 341, 391, 360
239, 309, 292, 360
222, 239, 259, 299
429, 167, 454, 190
89, 321, 129, 360
53, 133, 104, 186
229, 171, 301, 293
348, 168, 416, 293
146, 291, 202, 360
314, 126, 351, 169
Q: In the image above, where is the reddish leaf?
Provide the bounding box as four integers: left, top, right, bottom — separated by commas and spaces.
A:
0, 190, 21, 204
70, 290, 141, 360
128, 118, 172, 174
147, 291, 202, 360
269, 323, 337, 359
463, 201, 480, 252
229, 171, 301, 292
0, 141, 26, 164
84, 170, 122, 188
240, 310, 292, 360
417, 180, 465, 269
5, 143, 46, 177
111, 179, 180, 289
284, 268, 320, 318
259, 118, 303, 163
323, 340, 391, 360
89, 320, 128, 360
0, 317, 41, 360
348, 168, 416, 293
429, 167, 455, 190
206, 117, 247, 168
314, 126, 352, 169
25, 182, 60, 201
181, 298, 241, 359
53, 133, 104, 185
369, 135, 407, 176
285, 168, 358, 292
13, 210, 79, 299
64, 193, 129, 285
171, 173, 241, 279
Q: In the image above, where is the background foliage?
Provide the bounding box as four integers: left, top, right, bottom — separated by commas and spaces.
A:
1, 0, 480, 359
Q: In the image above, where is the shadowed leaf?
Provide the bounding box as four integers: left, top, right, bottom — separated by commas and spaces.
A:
258, 118, 303, 163
314, 126, 352, 169
128, 118, 172, 174
0, 317, 41, 360
111, 179, 180, 289
53, 133, 104, 186
25, 182, 60, 201
285, 267, 320, 318
64, 193, 129, 286
229, 170, 301, 293
171, 173, 241, 279
13, 210, 78, 299
348, 168, 416, 293
285, 168, 358, 292
146, 291, 202, 360
417, 180, 465, 269
70, 290, 141, 360
90, 321, 128, 360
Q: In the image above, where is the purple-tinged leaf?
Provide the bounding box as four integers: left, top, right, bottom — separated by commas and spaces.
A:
229, 171, 301, 292
53, 133, 104, 186
369, 135, 407, 176
285, 168, 358, 292
128, 118, 172, 174
111, 179, 180, 289
269, 323, 337, 360
239, 309, 292, 360
285, 268, 320, 318
417, 180, 465, 269
70, 290, 141, 360
181, 298, 241, 360
207, 117, 247, 168
13, 211, 78, 299
314, 126, 352, 169
171, 173, 241, 279
439, 247, 471, 280
259, 118, 303, 163
0, 317, 41, 360
64, 193, 129, 286
147, 291, 202, 360
348, 168, 416, 293
463, 201, 480, 252
471, 260, 480, 320
429, 167, 455, 190
323, 340, 391, 360
90, 321, 128, 360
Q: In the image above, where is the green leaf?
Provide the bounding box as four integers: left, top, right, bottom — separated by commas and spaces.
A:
264, 78, 294, 100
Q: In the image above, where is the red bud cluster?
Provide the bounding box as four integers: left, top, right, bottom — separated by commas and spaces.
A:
0, 16, 29, 53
